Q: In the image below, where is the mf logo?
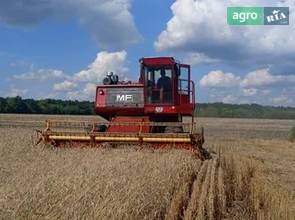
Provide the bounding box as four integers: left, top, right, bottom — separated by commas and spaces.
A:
116, 94, 133, 102
264, 7, 289, 25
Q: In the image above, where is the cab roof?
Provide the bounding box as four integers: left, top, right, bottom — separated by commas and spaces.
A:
139, 57, 177, 66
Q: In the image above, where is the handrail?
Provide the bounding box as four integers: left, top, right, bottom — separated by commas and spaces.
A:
189, 80, 196, 133
190, 80, 196, 110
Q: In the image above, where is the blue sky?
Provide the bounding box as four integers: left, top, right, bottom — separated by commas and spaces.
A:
0, 0, 294, 106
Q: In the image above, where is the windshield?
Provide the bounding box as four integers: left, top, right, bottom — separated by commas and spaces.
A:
145, 66, 172, 104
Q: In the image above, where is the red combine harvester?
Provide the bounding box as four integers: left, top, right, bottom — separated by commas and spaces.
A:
37, 57, 206, 159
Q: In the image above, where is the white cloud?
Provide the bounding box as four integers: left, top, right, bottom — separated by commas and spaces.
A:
74, 50, 128, 83
83, 83, 96, 96
6, 86, 28, 97
9, 50, 129, 100
272, 95, 293, 106
201, 68, 295, 89
200, 70, 240, 87
75, 83, 97, 100
53, 80, 77, 91
63, 51, 129, 100
155, 0, 232, 51
13, 69, 66, 81
66, 91, 81, 100
0, 0, 141, 49
241, 68, 295, 87
242, 88, 257, 96
261, 89, 271, 95
200, 68, 295, 106
184, 52, 220, 66
66, 83, 96, 100
155, 0, 295, 63
222, 95, 238, 104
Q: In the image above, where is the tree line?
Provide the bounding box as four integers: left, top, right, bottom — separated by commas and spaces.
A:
0, 96, 94, 115
196, 102, 295, 119
0, 96, 294, 119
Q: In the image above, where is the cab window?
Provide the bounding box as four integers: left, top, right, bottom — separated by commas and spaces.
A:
145, 67, 172, 104
178, 67, 189, 95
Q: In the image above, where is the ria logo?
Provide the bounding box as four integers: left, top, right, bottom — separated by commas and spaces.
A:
264, 7, 289, 25
116, 94, 133, 102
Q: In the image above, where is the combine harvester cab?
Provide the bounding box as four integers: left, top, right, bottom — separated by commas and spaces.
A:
37, 57, 206, 160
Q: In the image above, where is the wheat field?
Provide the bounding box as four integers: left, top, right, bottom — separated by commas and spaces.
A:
0, 114, 294, 219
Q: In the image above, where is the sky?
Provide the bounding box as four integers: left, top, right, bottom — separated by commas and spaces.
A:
0, 0, 294, 107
